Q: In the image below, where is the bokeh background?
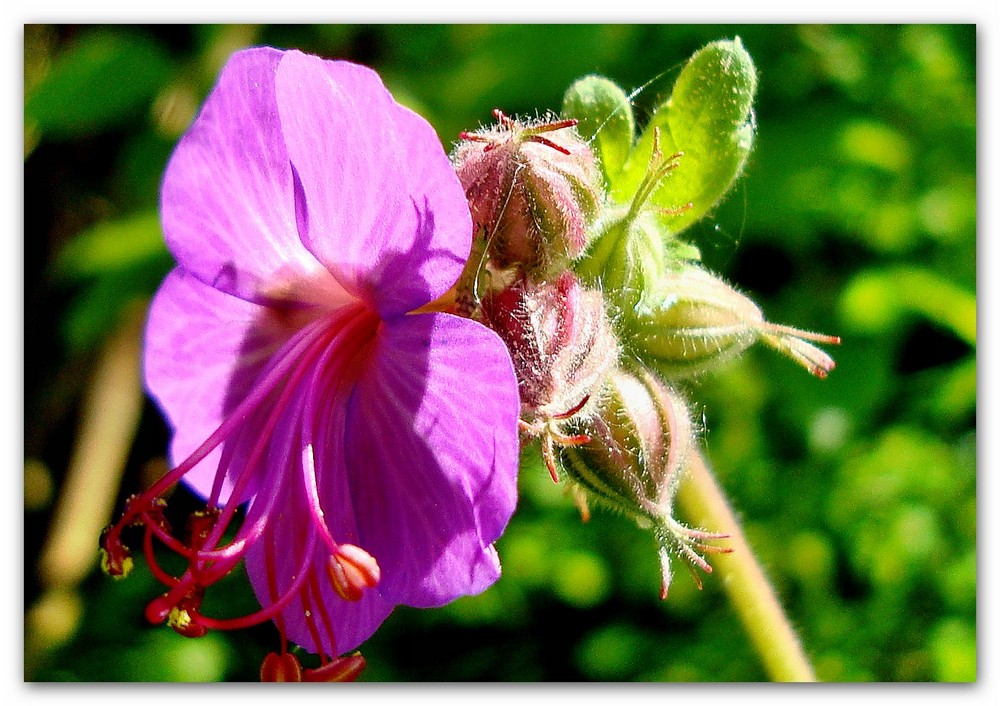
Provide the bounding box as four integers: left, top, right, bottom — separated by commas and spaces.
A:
23, 24, 976, 682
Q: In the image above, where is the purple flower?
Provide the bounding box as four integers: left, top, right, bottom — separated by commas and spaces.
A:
100, 47, 520, 678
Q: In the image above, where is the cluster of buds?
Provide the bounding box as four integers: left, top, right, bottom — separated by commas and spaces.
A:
452, 111, 619, 484
450, 106, 839, 597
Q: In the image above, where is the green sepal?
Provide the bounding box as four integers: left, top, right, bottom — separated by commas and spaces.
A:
576, 208, 666, 319
561, 75, 635, 186
614, 37, 758, 236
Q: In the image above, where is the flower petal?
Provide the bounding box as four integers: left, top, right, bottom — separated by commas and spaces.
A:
243, 431, 396, 655
161, 47, 340, 305
275, 51, 473, 317
144, 267, 293, 501
343, 312, 520, 606
242, 357, 397, 656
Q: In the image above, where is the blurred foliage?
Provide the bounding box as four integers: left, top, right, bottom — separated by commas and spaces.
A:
24, 24, 975, 682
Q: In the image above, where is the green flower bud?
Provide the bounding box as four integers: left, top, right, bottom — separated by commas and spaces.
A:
560, 364, 730, 598
627, 264, 841, 379
575, 126, 699, 316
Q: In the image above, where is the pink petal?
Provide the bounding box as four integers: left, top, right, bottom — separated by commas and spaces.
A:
241, 352, 398, 655
161, 47, 342, 305
274, 51, 473, 317
343, 312, 520, 606
143, 267, 287, 501
243, 439, 396, 655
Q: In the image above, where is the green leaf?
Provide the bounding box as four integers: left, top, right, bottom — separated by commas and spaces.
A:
54, 212, 167, 280
53, 211, 173, 354
616, 37, 758, 236
25, 29, 172, 140
561, 75, 635, 184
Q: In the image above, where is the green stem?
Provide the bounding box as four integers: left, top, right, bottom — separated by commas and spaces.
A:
676, 450, 817, 682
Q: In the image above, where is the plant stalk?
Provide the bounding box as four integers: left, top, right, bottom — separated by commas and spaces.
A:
676, 450, 817, 682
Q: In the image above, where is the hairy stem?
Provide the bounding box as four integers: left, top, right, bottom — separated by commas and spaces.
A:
676, 450, 817, 682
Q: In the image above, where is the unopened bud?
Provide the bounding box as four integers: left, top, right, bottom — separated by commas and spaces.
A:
627, 265, 840, 379
560, 364, 730, 597
574, 130, 693, 316
480, 271, 618, 424
561, 365, 693, 521
453, 109, 603, 276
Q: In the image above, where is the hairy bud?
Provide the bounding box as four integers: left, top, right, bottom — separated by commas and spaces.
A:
560, 365, 730, 598
481, 271, 618, 422
480, 270, 619, 481
628, 265, 840, 379
453, 109, 603, 276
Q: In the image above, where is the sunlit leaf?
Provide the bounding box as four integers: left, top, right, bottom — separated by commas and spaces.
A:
615, 37, 758, 236
561, 75, 635, 183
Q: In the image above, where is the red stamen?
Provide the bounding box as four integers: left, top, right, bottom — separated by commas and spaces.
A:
103, 303, 390, 666
542, 434, 560, 483
260, 651, 304, 682
197, 307, 374, 573
142, 524, 180, 587
303, 653, 366, 682
299, 582, 328, 666
99, 527, 133, 579
549, 430, 591, 447
552, 395, 590, 421
308, 571, 339, 659
195, 525, 319, 631
126, 317, 332, 522
525, 134, 571, 155
531, 117, 579, 134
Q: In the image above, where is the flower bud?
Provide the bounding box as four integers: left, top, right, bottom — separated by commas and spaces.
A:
577, 207, 668, 316
480, 271, 618, 424
627, 265, 840, 379
560, 366, 692, 524
453, 109, 603, 276
479, 271, 619, 482
560, 365, 730, 598
574, 126, 696, 317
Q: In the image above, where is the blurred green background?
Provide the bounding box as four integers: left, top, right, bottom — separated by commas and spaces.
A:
23, 24, 976, 682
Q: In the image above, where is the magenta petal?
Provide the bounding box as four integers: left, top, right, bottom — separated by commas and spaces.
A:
144, 267, 279, 501
241, 355, 398, 655
343, 312, 520, 606
243, 402, 396, 655
274, 51, 473, 317
161, 47, 334, 304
